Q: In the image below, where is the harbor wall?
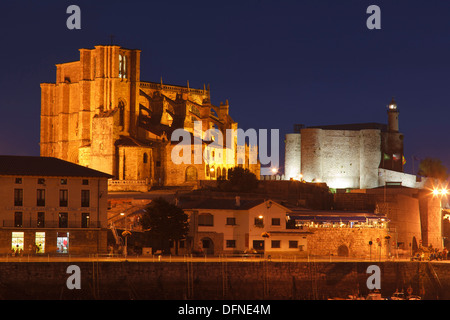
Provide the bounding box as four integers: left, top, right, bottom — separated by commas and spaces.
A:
0, 261, 448, 300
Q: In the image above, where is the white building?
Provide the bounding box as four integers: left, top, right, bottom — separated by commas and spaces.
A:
181, 198, 310, 256
284, 99, 422, 190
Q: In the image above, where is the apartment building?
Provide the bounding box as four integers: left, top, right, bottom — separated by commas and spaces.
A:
0, 155, 112, 255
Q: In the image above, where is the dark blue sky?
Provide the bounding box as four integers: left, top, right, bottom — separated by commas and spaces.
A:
1, 0, 450, 175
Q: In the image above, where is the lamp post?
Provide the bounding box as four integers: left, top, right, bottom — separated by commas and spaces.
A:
120, 212, 130, 259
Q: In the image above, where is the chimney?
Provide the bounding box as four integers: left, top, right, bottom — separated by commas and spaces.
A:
235, 196, 240, 207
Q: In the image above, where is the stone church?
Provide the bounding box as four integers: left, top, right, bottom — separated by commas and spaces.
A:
40, 45, 259, 191
284, 98, 420, 190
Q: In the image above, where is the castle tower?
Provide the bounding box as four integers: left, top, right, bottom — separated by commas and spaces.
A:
382, 97, 404, 172
387, 97, 399, 132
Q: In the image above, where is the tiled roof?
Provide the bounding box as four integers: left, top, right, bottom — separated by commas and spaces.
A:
179, 198, 266, 210
0, 155, 113, 178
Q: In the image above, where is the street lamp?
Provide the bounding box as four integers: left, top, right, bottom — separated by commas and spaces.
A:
120, 212, 130, 259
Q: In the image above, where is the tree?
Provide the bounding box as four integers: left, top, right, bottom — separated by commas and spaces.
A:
220, 167, 258, 192
417, 158, 448, 181
140, 197, 189, 255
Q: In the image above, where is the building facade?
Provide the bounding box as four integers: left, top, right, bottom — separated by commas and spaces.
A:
40, 45, 259, 191
0, 156, 111, 255
284, 99, 419, 190
181, 198, 310, 256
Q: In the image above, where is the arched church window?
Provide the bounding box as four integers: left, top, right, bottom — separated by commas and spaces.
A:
119, 54, 127, 79
118, 100, 125, 127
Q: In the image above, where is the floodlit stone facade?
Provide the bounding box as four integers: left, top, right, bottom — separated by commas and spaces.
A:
284, 99, 418, 190
41, 45, 259, 191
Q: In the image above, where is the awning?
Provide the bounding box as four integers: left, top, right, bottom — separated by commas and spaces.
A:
288, 215, 388, 223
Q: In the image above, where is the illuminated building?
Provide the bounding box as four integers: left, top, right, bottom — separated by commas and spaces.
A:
284, 98, 419, 190
0, 155, 111, 255
40, 45, 259, 191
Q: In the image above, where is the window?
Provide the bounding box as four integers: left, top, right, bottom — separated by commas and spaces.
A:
253, 240, 264, 251
59, 213, 68, 228
59, 189, 68, 207
226, 217, 236, 226
82, 213, 90, 228
60, 179, 67, 185
14, 212, 23, 227
82, 179, 89, 185
198, 213, 213, 226
38, 178, 45, 185
37, 212, 45, 228
271, 240, 281, 249
226, 240, 236, 248
57, 232, 69, 253
272, 218, 281, 226
254, 217, 264, 228
289, 240, 298, 249
11, 232, 24, 252
15, 178, 22, 184
35, 232, 45, 253
119, 54, 127, 79
143, 153, 148, 164
81, 190, 90, 207
14, 189, 23, 206
119, 101, 125, 127
37, 189, 45, 207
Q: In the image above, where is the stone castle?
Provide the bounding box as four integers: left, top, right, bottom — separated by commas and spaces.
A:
284, 98, 420, 190
40, 45, 259, 191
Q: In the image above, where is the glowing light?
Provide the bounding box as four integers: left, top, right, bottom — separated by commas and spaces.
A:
271, 167, 278, 174
258, 215, 263, 219
431, 187, 448, 197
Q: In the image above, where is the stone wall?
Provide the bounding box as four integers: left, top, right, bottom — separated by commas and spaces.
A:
0, 261, 449, 300
307, 227, 389, 258
284, 133, 301, 180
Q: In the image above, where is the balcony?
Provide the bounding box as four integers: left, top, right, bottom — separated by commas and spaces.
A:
2, 220, 102, 229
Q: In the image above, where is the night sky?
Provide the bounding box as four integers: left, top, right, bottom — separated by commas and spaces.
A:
1, 0, 450, 176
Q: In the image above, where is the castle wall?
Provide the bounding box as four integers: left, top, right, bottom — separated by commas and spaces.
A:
419, 191, 443, 249
307, 227, 389, 258
301, 129, 323, 183
284, 133, 301, 180
378, 169, 419, 188
375, 194, 422, 252
359, 129, 381, 189
320, 129, 361, 189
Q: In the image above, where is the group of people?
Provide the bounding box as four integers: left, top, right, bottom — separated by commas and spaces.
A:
10, 244, 43, 256
413, 245, 448, 261
429, 247, 448, 261
10, 245, 23, 256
